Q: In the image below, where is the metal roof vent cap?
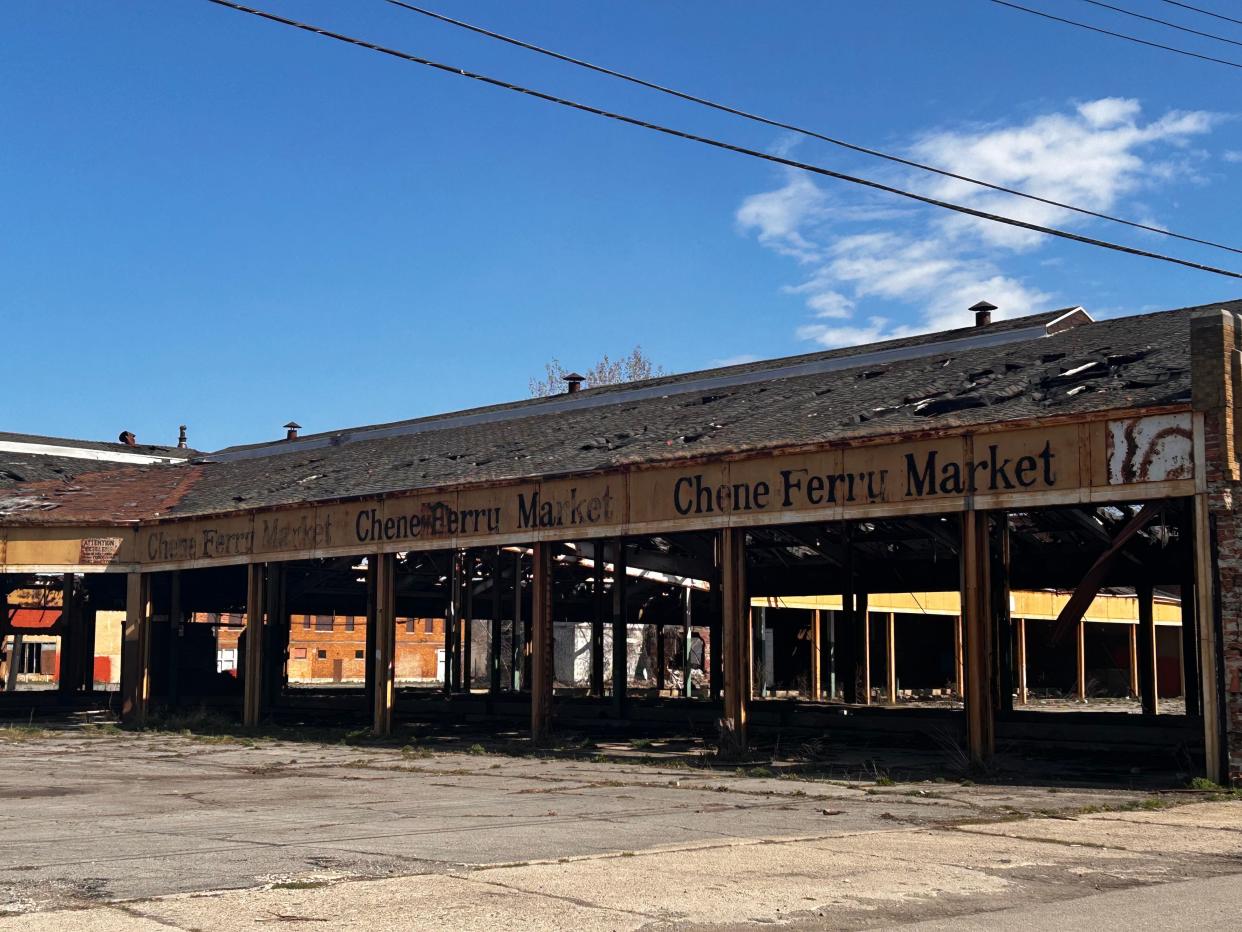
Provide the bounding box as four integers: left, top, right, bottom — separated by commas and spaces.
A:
970, 300, 997, 327
177, 425, 188, 449
284, 421, 302, 440
118, 430, 137, 447
563, 373, 585, 394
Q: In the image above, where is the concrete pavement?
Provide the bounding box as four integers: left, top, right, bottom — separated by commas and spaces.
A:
0, 729, 1237, 929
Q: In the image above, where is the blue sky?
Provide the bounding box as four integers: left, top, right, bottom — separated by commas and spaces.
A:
4, 0, 1240, 451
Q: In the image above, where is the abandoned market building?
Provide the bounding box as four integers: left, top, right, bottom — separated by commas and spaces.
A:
3, 299, 1242, 784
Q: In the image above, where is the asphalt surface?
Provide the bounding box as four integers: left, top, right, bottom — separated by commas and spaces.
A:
0, 729, 1238, 929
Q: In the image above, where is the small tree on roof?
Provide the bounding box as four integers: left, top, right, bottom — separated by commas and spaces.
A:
529, 346, 667, 397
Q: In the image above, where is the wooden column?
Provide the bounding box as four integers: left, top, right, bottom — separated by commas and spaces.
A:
590, 543, 605, 697
752, 606, 767, 698
120, 572, 152, 725
1179, 570, 1200, 716
530, 542, 554, 741
709, 540, 723, 702
1016, 618, 1029, 705
167, 570, 182, 707
884, 612, 897, 704
512, 550, 524, 691
57, 573, 79, 695
263, 565, 288, 712
953, 615, 964, 699
82, 600, 97, 693
961, 511, 995, 764
462, 554, 474, 693
861, 604, 871, 705
682, 586, 693, 699
242, 564, 265, 728
372, 552, 397, 736
825, 610, 836, 700
364, 557, 378, 712
720, 528, 750, 751
490, 547, 503, 697
1075, 620, 1087, 702
840, 540, 859, 704
1128, 623, 1140, 699
809, 609, 822, 700
611, 539, 628, 717
444, 551, 460, 696
1137, 582, 1159, 715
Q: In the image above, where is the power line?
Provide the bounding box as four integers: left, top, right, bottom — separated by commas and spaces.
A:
1077, 0, 1242, 48
384, 0, 1242, 257
1159, 0, 1242, 29
989, 0, 1242, 69
198, 0, 1242, 281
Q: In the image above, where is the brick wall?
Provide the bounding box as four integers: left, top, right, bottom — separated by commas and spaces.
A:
1190, 308, 1242, 783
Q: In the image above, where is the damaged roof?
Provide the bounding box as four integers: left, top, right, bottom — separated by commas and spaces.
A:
0, 432, 195, 490
1, 300, 1233, 525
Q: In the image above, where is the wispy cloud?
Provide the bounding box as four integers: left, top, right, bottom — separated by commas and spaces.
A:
737, 98, 1220, 347
1225, 150, 1242, 164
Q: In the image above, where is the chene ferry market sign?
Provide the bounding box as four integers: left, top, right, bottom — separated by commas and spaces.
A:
1, 414, 1192, 571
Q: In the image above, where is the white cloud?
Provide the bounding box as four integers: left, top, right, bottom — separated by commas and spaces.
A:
737, 98, 1219, 347
1225, 150, 1242, 164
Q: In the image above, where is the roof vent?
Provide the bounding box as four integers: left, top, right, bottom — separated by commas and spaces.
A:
118, 430, 137, 447
177, 425, 188, 449
563, 373, 585, 394
970, 300, 997, 327
284, 421, 302, 440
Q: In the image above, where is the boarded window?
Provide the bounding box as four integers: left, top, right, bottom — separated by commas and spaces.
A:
315, 615, 333, 632
406, 619, 415, 634
345, 617, 355, 632
302, 616, 310, 630
292, 647, 307, 660
424, 618, 435, 634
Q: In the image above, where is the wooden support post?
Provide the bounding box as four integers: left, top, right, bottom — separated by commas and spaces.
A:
263, 565, 287, 712
809, 609, 822, 700
682, 586, 693, 699
530, 542, 553, 742
720, 527, 749, 752
372, 552, 396, 736
1179, 570, 1200, 716
611, 539, 628, 717
861, 605, 871, 705
490, 547, 502, 696
445, 552, 460, 696
120, 572, 152, 724
512, 551, 524, 691
656, 622, 665, 693
1128, 623, 1139, 700
1017, 618, 1029, 705
590, 543, 605, 697
1194, 492, 1224, 782
709, 540, 723, 702
840, 536, 859, 704
57, 573, 79, 695
167, 570, 182, 708
82, 600, 97, 693
365, 557, 378, 712
885, 612, 897, 705
1076, 620, 1087, 703
993, 517, 1014, 715
462, 553, 473, 693
961, 511, 995, 764
953, 615, 964, 699
1137, 581, 1159, 715
826, 610, 836, 700
242, 564, 265, 728
753, 606, 767, 698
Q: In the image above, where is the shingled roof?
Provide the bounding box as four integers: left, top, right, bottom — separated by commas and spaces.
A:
1, 299, 1235, 526
0, 432, 195, 490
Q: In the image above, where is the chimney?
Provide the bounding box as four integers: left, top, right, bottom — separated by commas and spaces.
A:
177, 425, 188, 449
970, 300, 997, 327
563, 372, 585, 394
118, 430, 137, 447
284, 421, 302, 441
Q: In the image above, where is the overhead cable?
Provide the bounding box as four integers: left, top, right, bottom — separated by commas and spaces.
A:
1076, 0, 1242, 48
199, 0, 1242, 281
1159, 0, 1242, 29
990, 0, 1242, 69
383, 0, 1242, 257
